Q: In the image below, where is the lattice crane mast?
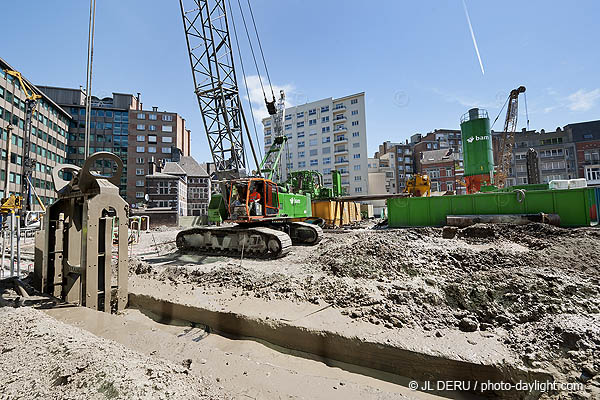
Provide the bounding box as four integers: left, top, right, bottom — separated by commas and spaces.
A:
495, 85, 526, 188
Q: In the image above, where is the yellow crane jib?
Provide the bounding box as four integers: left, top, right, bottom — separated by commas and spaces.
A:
4, 70, 42, 104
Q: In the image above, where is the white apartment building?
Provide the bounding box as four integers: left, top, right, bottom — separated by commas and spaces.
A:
262, 92, 368, 194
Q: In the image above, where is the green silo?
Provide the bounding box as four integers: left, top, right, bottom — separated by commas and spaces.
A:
460, 108, 494, 177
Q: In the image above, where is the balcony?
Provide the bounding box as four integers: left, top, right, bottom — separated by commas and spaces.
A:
334, 135, 348, 143
332, 105, 346, 113
333, 115, 347, 123
334, 146, 348, 154
333, 125, 347, 133
335, 158, 349, 165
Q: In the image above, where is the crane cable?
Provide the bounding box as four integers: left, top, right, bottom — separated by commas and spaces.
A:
491, 94, 510, 130
245, 0, 275, 101
235, 0, 269, 104
227, 0, 263, 162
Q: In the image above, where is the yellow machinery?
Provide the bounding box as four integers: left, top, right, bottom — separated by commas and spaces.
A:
404, 174, 431, 197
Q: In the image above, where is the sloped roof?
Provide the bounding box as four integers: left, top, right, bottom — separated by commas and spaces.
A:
420, 148, 456, 165
161, 162, 186, 175
179, 156, 208, 176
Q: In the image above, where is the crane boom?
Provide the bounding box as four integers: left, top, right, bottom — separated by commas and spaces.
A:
495, 85, 525, 188
179, 0, 259, 178
4, 69, 42, 212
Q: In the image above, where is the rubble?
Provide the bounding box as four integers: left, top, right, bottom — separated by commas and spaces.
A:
130, 223, 600, 398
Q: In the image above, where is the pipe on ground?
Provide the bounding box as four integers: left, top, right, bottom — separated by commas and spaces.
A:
446, 213, 560, 228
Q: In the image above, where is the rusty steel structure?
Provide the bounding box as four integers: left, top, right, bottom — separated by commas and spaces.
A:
495, 86, 526, 188
34, 152, 128, 312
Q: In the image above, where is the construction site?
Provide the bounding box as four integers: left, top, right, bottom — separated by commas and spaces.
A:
1, 1, 600, 400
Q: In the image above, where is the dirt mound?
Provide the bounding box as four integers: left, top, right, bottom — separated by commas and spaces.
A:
0, 306, 224, 399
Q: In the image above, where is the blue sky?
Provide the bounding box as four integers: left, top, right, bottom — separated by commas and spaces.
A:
2, 1, 599, 164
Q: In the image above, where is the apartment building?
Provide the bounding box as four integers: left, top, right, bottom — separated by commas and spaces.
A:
419, 148, 459, 192
130, 107, 190, 205
564, 120, 600, 186
373, 141, 413, 193
262, 92, 368, 195
491, 128, 577, 186
37, 87, 191, 203
0, 57, 70, 208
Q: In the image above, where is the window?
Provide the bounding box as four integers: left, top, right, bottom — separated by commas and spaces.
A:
322, 127, 331, 133
308, 109, 316, 116
354, 176, 362, 181
162, 136, 173, 143
321, 116, 329, 123
162, 125, 173, 132
352, 142, 360, 148
353, 154, 361, 159
298, 141, 305, 148
298, 161, 306, 168
136, 192, 144, 198
297, 131, 305, 138
136, 168, 145, 176
264, 120, 271, 127
323, 157, 331, 164
162, 147, 172, 153
136, 157, 144, 164
310, 159, 318, 166
298, 151, 305, 158
351, 99, 358, 104
136, 180, 144, 187
137, 124, 145, 130
309, 139, 317, 146
148, 135, 157, 143
285, 114, 292, 121
148, 146, 157, 153
354, 187, 362, 192
322, 147, 331, 154
137, 113, 146, 119
285, 124, 292, 130
137, 135, 145, 142
321, 106, 329, 113
309, 119, 317, 126
354, 165, 361, 170
296, 112, 304, 118
162, 115, 173, 121
309, 149, 318, 156
322, 136, 331, 143
136, 146, 145, 153
323, 168, 332, 174
149, 125, 157, 131
351, 110, 358, 115
352, 121, 359, 126
296, 121, 304, 128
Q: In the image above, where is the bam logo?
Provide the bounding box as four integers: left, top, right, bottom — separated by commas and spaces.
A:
290, 198, 301, 205
467, 135, 489, 143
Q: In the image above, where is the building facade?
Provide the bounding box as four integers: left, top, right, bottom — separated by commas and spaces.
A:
144, 156, 210, 216
37, 87, 191, 203
418, 148, 459, 193
373, 141, 413, 193
262, 92, 368, 195
491, 128, 577, 186
564, 121, 600, 186
0, 58, 70, 208
129, 107, 190, 205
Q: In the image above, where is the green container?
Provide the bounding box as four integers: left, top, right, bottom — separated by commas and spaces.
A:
278, 192, 312, 218
387, 188, 598, 228
460, 108, 494, 177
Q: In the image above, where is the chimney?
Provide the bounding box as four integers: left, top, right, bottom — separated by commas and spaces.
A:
152, 106, 158, 112
148, 156, 156, 175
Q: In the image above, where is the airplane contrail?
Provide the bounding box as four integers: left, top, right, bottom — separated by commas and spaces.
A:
462, 0, 485, 75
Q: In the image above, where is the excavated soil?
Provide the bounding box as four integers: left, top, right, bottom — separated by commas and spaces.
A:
131, 223, 600, 399
0, 306, 225, 399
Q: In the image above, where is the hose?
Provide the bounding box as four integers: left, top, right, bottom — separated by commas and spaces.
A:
515, 189, 526, 203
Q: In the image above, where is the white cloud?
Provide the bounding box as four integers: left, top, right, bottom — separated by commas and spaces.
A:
243, 75, 298, 121
431, 87, 504, 109
566, 88, 600, 111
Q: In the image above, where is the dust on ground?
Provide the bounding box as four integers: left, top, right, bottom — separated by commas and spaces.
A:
0, 306, 225, 399
131, 223, 600, 399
